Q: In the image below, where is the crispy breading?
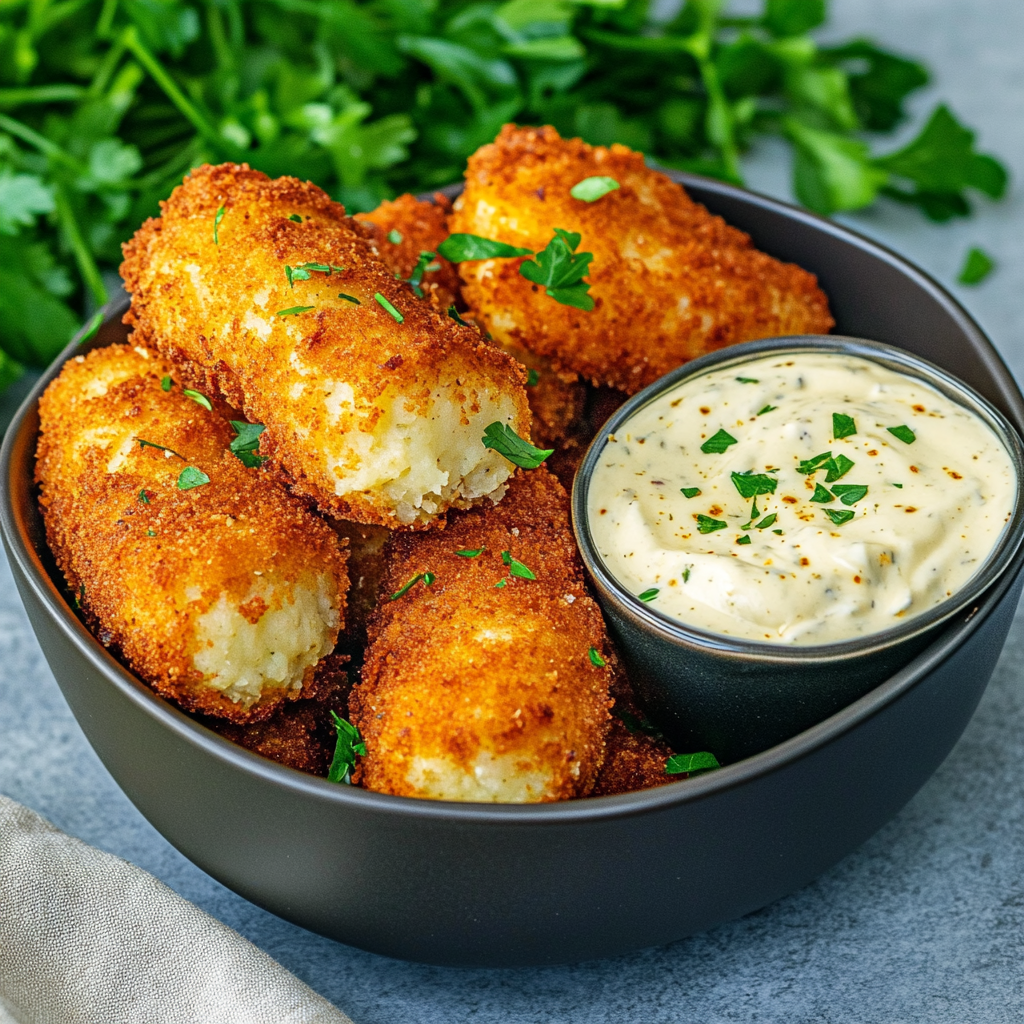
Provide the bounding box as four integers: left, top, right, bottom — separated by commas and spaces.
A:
351, 469, 613, 802
354, 193, 461, 311
450, 124, 835, 394
121, 163, 531, 528
35, 344, 349, 723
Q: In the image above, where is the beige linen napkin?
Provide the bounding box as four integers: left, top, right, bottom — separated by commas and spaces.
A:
0, 795, 352, 1024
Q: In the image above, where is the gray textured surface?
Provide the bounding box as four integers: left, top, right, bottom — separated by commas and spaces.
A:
3, 1, 1024, 1021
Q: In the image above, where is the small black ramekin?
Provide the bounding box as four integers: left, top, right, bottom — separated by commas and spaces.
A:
573, 336, 1024, 763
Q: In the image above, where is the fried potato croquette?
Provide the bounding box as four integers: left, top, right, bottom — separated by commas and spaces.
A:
121, 163, 531, 528
354, 193, 461, 311
450, 124, 835, 394
351, 469, 613, 802
36, 344, 348, 723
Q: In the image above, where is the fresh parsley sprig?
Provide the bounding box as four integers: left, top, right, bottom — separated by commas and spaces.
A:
481, 422, 553, 469
519, 228, 595, 311
327, 712, 367, 785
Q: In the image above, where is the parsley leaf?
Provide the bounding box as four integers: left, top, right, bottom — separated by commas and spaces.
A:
730, 471, 777, 498
757, 404, 777, 415
824, 508, 856, 525
832, 412, 857, 438
501, 550, 536, 580
736, 377, 759, 384
481, 422, 553, 469
570, 176, 619, 201
526, 368, 540, 386
754, 513, 778, 529
229, 421, 267, 468
796, 451, 833, 475
888, 424, 916, 444
387, 229, 403, 244
824, 454, 855, 482
810, 482, 833, 503
138, 489, 150, 504
448, 305, 469, 326
696, 514, 728, 533
182, 388, 212, 411
737, 534, 752, 545
831, 483, 868, 505
437, 234, 533, 262
519, 228, 594, 310
638, 588, 660, 602
681, 486, 702, 498
160, 376, 172, 391
959, 247, 994, 285
701, 429, 738, 454
374, 293, 403, 322
456, 547, 485, 557
288, 214, 303, 223
665, 751, 720, 775
588, 646, 606, 667
327, 711, 366, 785
177, 466, 210, 490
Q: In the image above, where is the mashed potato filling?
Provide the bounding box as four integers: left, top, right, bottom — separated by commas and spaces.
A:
192, 575, 339, 706
324, 377, 520, 525
405, 753, 558, 803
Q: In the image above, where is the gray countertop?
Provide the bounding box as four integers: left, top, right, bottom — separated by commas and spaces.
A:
3, 1, 1024, 1020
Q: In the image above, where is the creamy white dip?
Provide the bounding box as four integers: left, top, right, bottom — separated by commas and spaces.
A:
587, 351, 1016, 644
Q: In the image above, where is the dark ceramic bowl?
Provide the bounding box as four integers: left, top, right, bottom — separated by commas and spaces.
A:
572, 335, 1024, 764
3, 174, 1024, 968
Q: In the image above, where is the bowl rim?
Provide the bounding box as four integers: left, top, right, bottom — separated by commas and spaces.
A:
3, 171, 1024, 826
571, 334, 1024, 662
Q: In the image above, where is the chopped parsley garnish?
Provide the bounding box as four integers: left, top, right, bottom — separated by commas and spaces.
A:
773, 529, 784, 535
824, 454, 855, 482
832, 412, 857, 438
737, 534, 752, 545
437, 233, 533, 262
696, 514, 728, 533
519, 228, 594, 310
276, 305, 315, 316
959, 246, 995, 285
680, 486, 702, 498
374, 293, 403, 322
494, 579, 507, 588
136, 438, 184, 459
501, 550, 536, 580
588, 646, 607, 667
754, 513, 777, 529
570, 176, 619, 202
387, 229, 403, 244
285, 264, 308, 287
456, 547, 485, 557
138, 489, 150, 504
481, 422, 553, 469
177, 466, 210, 490
182, 388, 212, 411
337, 293, 360, 304
682, 565, 692, 582
288, 214, 303, 223
405, 250, 436, 295
700, 429, 738, 454
796, 451, 832, 475
888, 424, 916, 444
736, 376, 759, 384
145, 529, 156, 537
730, 471, 777, 499
757, 404, 777, 415
229, 421, 267, 468
448, 305, 469, 326
213, 205, 225, 245
810, 482, 833, 503
831, 483, 868, 505
526, 368, 540, 387
327, 711, 366, 785
824, 508, 856, 526
638, 587, 660, 602
160, 375, 172, 392
665, 751, 720, 775
389, 572, 433, 600
892, 482, 904, 488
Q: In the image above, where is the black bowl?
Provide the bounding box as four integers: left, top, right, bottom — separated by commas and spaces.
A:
3, 174, 1023, 968
572, 335, 1024, 763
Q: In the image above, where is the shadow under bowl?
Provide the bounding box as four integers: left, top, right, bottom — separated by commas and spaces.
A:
3, 174, 1024, 967
572, 336, 1024, 764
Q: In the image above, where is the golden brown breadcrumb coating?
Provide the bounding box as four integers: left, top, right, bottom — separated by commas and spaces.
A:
351, 469, 613, 802
450, 124, 835, 394
354, 192, 461, 311
36, 344, 349, 723
121, 163, 530, 528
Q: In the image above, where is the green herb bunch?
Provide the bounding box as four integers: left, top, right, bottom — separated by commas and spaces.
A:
0, 0, 1007, 391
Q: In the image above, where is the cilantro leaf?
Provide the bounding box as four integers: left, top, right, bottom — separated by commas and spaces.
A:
481, 422, 553, 469
177, 466, 210, 490
0, 171, 54, 236
327, 711, 366, 785
570, 176, 620, 201
519, 228, 594, 310
959, 247, 995, 285
701, 429, 738, 454
665, 751, 720, 775
437, 234, 533, 262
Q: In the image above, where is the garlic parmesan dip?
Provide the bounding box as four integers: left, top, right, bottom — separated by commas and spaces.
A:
587, 351, 1017, 644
